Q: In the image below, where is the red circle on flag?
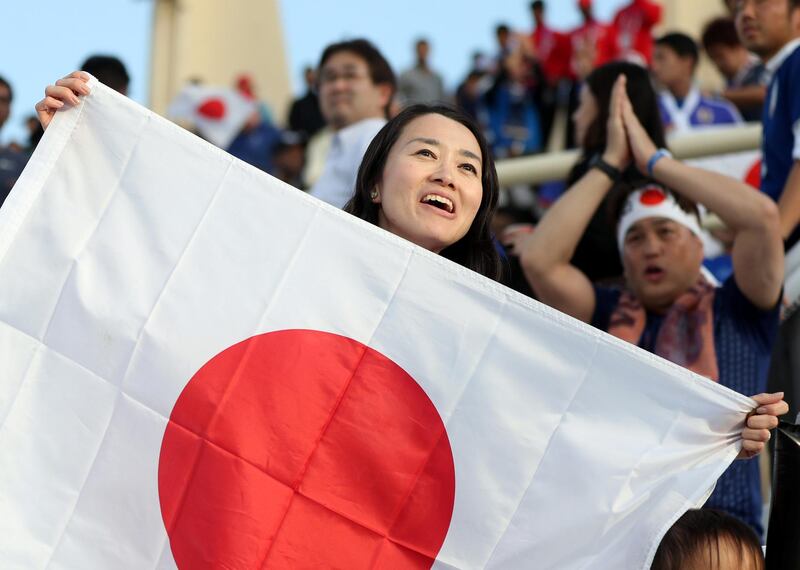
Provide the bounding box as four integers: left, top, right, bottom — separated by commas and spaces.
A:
639, 188, 666, 206
196, 98, 227, 120
158, 330, 456, 568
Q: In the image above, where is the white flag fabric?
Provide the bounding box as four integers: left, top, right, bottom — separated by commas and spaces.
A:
0, 79, 756, 570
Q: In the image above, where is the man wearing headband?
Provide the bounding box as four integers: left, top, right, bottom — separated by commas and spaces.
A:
513, 76, 787, 537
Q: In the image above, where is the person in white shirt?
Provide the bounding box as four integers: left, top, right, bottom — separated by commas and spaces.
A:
309, 39, 396, 209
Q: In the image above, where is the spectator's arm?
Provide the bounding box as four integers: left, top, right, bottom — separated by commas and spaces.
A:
777, 161, 800, 240
622, 93, 783, 310
515, 76, 631, 323
515, 170, 610, 322
721, 85, 766, 112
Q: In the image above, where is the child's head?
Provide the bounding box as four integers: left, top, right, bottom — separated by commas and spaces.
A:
651, 509, 764, 570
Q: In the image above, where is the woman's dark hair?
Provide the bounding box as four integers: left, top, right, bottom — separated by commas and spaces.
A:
344, 104, 502, 281
566, 62, 668, 283
651, 509, 764, 570
578, 61, 666, 164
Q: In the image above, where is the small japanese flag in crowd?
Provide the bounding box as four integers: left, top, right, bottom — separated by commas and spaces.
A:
167, 84, 256, 149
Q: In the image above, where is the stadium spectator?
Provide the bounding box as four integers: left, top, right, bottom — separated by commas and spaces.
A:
236, 73, 275, 127
483, 52, 542, 159
308, 39, 395, 209
493, 24, 517, 73
565, 0, 614, 147
271, 130, 307, 189
397, 39, 446, 106
225, 112, 282, 174
529, 1, 570, 146
652, 32, 743, 133
344, 103, 502, 279
511, 73, 786, 537
568, 0, 613, 81
736, 0, 800, 245
736, 0, 800, 421
652, 509, 765, 569
288, 66, 327, 139
701, 17, 767, 122
608, 0, 663, 65
80, 55, 129, 95
0, 75, 26, 208
221, 74, 282, 173
25, 115, 44, 152
505, 62, 665, 284
455, 70, 485, 123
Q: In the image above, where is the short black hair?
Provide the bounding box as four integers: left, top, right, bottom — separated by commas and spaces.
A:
317, 39, 396, 114
701, 17, 741, 51
344, 104, 502, 281
652, 509, 764, 570
655, 33, 700, 67
530, 1, 545, 10
496, 24, 510, 36
0, 75, 11, 102
81, 55, 130, 93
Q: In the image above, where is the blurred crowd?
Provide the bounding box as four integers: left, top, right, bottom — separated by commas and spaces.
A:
0, 1, 768, 210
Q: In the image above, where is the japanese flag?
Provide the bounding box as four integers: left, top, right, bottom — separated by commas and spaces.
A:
0, 80, 755, 569
167, 84, 256, 149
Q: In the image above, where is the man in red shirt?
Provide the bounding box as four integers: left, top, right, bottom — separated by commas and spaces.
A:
609, 0, 663, 65
529, 0, 570, 147
568, 0, 614, 81
530, 0, 570, 85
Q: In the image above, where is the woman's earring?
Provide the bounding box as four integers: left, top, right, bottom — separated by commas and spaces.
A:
370, 188, 379, 201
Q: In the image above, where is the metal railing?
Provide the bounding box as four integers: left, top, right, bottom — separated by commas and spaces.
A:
495, 123, 762, 186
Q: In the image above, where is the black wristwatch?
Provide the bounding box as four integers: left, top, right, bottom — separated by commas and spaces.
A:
589, 155, 622, 183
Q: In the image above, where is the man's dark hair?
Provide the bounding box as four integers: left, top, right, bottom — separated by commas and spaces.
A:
530, 1, 545, 11
81, 55, 130, 94
656, 33, 700, 67
701, 17, 741, 51
317, 39, 396, 115
0, 75, 12, 102
496, 24, 510, 36
344, 104, 502, 281
651, 509, 764, 569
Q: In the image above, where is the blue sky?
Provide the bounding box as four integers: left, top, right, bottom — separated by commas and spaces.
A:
0, 0, 628, 145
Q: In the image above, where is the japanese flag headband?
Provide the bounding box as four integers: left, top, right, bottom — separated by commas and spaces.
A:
616, 185, 702, 250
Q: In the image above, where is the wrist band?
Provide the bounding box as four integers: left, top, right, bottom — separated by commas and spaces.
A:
589, 155, 622, 183
647, 148, 672, 177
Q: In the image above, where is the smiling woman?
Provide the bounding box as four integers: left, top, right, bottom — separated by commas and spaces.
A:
345, 104, 502, 280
